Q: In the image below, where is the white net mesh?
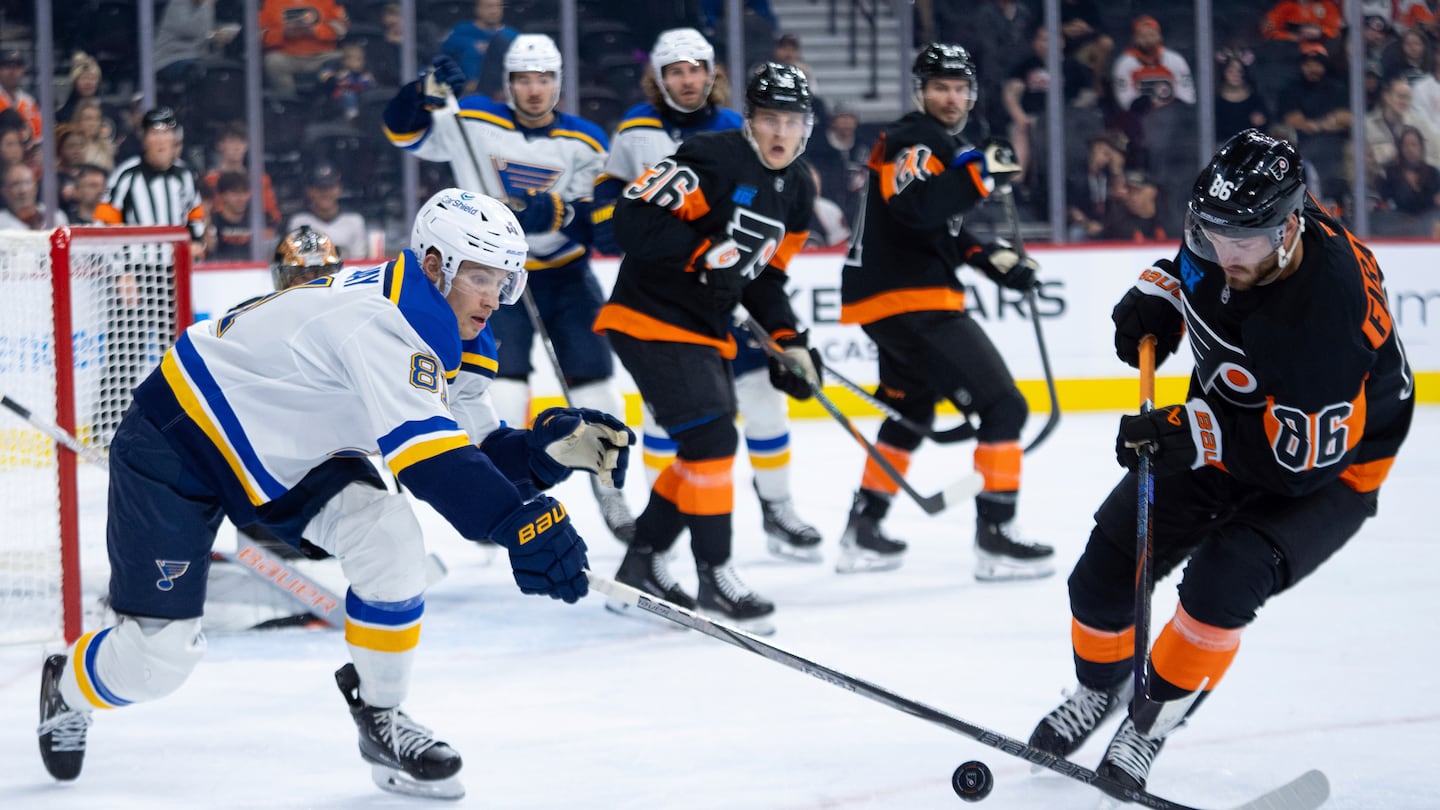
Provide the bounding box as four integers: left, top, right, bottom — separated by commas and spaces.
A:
0, 228, 184, 644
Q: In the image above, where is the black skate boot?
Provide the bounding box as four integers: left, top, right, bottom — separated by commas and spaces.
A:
835, 491, 907, 574
1028, 679, 1133, 760
696, 560, 776, 636
606, 544, 696, 615
592, 477, 636, 544
1096, 717, 1167, 797
38, 654, 91, 781
335, 663, 464, 799
974, 518, 1055, 581
756, 482, 822, 563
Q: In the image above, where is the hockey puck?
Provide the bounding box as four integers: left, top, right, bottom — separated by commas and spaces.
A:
951, 760, 993, 802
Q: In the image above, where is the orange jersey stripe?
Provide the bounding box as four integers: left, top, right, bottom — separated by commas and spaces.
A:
974, 441, 1022, 492
839, 287, 966, 325
594, 303, 738, 358
874, 144, 947, 201
1149, 604, 1243, 692
1072, 617, 1136, 665
770, 231, 808, 271
860, 441, 912, 495
653, 457, 734, 516
1340, 456, 1397, 492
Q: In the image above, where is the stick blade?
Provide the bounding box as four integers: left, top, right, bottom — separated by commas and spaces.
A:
1227, 770, 1329, 810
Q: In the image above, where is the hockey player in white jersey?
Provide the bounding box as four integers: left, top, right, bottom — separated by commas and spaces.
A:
36, 190, 634, 800
594, 28, 823, 562
383, 34, 637, 544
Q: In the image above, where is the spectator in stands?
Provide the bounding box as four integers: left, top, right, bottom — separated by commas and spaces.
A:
702, 0, 779, 37
320, 41, 377, 123
441, 0, 518, 97
1413, 50, 1440, 133
1362, 15, 1397, 80
1377, 125, 1440, 223
805, 101, 867, 224
109, 93, 147, 165
1060, 0, 1113, 88
1102, 170, 1165, 242
771, 33, 817, 93
287, 163, 366, 260
155, 0, 239, 85
974, 0, 1035, 131
66, 164, 109, 225
806, 163, 850, 248
260, 0, 349, 97
1003, 24, 1098, 193
0, 161, 65, 230
1367, 77, 1440, 175
364, 2, 406, 89
1066, 131, 1128, 240
203, 121, 281, 229
1382, 28, 1433, 85
56, 125, 86, 183
207, 171, 271, 260
1215, 49, 1270, 143
56, 52, 103, 124
0, 50, 41, 146
1279, 43, 1352, 201
71, 99, 116, 172
1394, 0, 1438, 39
1112, 16, 1195, 114
0, 108, 30, 174
1261, 0, 1343, 44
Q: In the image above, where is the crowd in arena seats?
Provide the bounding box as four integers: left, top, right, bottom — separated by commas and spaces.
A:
4, 1, 1440, 247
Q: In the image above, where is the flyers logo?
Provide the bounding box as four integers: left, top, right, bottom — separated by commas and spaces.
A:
720, 207, 786, 280
1165, 407, 1183, 426
1185, 300, 1264, 407
623, 158, 708, 221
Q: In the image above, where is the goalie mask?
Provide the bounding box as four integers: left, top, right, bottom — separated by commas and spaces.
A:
1186, 129, 1307, 277
412, 188, 529, 301
743, 62, 814, 170
651, 27, 716, 114
505, 34, 563, 117
271, 225, 342, 289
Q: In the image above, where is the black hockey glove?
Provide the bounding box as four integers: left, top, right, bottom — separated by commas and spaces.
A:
526, 406, 634, 489
420, 55, 466, 110
1112, 259, 1186, 368
691, 236, 748, 312
953, 137, 1022, 190
490, 495, 589, 603
970, 241, 1040, 290
510, 189, 569, 233
767, 331, 822, 401
1116, 399, 1222, 475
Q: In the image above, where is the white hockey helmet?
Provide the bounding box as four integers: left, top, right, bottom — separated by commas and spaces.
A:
651, 27, 715, 114
411, 188, 529, 302
504, 34, 563, 116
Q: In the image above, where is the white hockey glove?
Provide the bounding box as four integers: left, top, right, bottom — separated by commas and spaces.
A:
527, 407, 635, 488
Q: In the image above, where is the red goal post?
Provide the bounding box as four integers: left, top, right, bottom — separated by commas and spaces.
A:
1, 226, 192, 645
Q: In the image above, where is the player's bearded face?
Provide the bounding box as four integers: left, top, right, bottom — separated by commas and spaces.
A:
446, 261, 507, 339
510, 72, 557, 120
1204, 219, 1295, 291
750, 109, 807, 169
922, 78, 973, 129
663, 61, 710, 109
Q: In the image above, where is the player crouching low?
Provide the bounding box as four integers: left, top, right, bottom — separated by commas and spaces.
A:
36, 190, 634, 800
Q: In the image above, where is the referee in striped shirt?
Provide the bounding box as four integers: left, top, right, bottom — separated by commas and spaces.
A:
96, 107, 206, 254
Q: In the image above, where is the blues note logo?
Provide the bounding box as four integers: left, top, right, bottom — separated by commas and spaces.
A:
155, 560, 191, 591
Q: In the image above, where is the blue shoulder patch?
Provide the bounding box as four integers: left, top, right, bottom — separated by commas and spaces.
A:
733, 185, 758, 205
1179, 252, 1204, 292
384, 249, 462, 373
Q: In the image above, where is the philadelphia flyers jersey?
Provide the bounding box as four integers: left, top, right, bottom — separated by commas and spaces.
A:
1147, 200, 1412, 495
594, 129, 812, 355
839, 111, 992, 325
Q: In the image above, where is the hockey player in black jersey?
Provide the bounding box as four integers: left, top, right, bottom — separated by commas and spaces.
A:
837, 43, 1055, 579
1029, 130, 1413, 796
594, 63, 820, 634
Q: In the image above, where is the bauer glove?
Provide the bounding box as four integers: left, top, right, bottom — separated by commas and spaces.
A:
526, 406, 635, 489
1112, 259, 1185, 368
1116, 399, 1222, 475
510, 189, 569, 233
970, 240, 1039, 291
691, 235, 749, 312
420, 55, 467, 110
767, 331, 822, 401
490, 495, 589, 603
953, 137, 1022, 190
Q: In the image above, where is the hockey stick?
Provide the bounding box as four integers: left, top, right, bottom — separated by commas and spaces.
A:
817, 361, 977, 444
1133, 335, 1158, 716
996, 189, 1061, 453
587, 570, 1329, 810
2, 392, 108, 466
740, 317, 981, 515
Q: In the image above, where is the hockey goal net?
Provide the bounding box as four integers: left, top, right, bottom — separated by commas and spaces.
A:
0, 226, 192, 645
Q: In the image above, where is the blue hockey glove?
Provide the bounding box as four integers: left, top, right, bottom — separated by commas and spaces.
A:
1112, 259, 1185, 368
526, 406, 635, 489
490, 495, 589, 603
590, 203, 620, 255
1116, 400, 1222, 475
421, 55, 466, 110
953, 137, 1021, 190
766, 331, 822, 401
511, 189, 569, 233
969, 241, 1039, 290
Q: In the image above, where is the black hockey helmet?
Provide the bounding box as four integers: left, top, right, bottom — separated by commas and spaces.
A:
1185, 129, 1307, 266
744, 62, 813, 115
271, 225, 342, 289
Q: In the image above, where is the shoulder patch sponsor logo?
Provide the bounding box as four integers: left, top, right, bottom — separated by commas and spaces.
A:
155, 560, 191, 592
1180, 253, 1204, 292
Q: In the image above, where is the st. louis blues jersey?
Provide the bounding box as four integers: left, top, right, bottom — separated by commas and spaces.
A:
385, 94, 607, 271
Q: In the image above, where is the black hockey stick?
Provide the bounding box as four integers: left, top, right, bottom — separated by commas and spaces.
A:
588, 570, 1329, 810
1134, 336, 1158, 715
739, 317, 981, 515
997, 188, 1061, 453
817, 361, 977, 444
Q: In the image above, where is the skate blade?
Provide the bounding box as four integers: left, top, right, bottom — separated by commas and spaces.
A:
370, 763, 465, 800
834, 549, 904, 574
766, 536, 823, 563
973, 553, 1055, 582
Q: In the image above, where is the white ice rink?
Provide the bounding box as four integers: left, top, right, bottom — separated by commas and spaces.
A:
2, 408, 1437, 809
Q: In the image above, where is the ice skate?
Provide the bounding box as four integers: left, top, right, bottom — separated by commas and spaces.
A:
606, 544, 696, 615
1096, 717, 1167, 796
757, 482, 822, 563
1028, 679, 1133, 760
37, 654, 91, 781
835, 492, 907, 574
592, 477, 637, 544
335, 663, 464, 799
696, 560, 776, 636
974, 518, 1055, 581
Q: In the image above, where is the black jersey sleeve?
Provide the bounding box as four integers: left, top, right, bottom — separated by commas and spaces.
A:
870, 134, 991, 231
